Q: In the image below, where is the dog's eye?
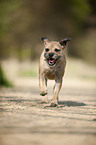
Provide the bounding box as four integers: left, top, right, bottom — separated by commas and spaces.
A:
45, 48, 49, 52
55, 48, 61, 52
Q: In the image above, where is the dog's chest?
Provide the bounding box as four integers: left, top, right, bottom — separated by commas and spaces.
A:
45, 69, 56, 80
44, 67, 58, 80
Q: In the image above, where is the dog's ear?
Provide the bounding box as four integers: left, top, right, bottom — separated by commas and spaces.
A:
41, 37, 49, 46
60, 38, 71, 48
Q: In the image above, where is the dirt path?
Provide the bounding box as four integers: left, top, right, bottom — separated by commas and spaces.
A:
0, 78, 96, 145
0, 59, 96, 145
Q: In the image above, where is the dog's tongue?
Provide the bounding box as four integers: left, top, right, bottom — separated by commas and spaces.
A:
49, 59, 55, 63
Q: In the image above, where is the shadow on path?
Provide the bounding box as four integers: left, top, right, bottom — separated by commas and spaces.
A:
58, 101, 86, 106
0, 96, 86, 107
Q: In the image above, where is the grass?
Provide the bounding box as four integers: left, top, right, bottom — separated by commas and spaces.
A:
19, 69, 38, 77
81, 75, 96, 81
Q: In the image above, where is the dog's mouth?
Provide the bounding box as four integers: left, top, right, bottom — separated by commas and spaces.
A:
44, 53, 60, 66
47, 58, 57, 66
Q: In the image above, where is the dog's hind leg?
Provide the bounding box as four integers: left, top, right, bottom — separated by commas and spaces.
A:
51, 79, 62, 107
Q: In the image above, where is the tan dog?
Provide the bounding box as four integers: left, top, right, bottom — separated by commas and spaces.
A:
39, 37, 71, 107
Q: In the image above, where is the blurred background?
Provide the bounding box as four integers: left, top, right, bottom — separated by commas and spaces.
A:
0, 0, 96, 87
0, 2, 96, 145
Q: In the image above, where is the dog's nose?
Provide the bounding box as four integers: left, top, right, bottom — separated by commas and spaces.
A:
49, 53, 54, 57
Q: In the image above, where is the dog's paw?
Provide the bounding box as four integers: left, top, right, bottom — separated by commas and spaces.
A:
50, 100, 58, 107
40, 92, 47, 96
44, 103, 58, 108
50, 103, 58, 107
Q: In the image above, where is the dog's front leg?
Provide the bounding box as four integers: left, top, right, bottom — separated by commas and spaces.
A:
39, 75, 48, 103
51, 79, 62, 107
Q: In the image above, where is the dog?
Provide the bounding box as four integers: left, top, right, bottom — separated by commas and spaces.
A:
39, 37, 71, 107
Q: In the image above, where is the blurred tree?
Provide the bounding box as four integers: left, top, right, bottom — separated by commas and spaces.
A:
0, 64, 13, 87
0, 0, 96, 63
0, 0, 21, 87
0, 0, 21, 59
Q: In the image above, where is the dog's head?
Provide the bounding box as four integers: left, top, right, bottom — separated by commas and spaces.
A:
41, 37, 71, 66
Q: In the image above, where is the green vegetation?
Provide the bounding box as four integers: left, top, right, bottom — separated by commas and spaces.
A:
81, 75, 96, 81
0, 0, 96, 64
19, 70, 38, 77
0, 0, 96, 87
0, 64, 13, 87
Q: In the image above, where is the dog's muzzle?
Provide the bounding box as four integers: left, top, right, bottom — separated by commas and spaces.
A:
44, 53, 59, 66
